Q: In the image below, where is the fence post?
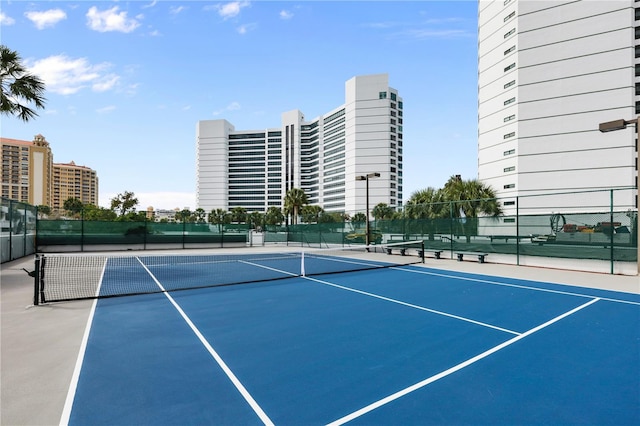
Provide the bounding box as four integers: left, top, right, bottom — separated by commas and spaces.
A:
80, 207, 85, 252
516, 196, 520, 266
7, 200, 12, 261
610, 189, 614, 274
449, 201, 454, 258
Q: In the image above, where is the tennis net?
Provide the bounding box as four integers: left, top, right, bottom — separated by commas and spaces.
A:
33, 240, 425, 304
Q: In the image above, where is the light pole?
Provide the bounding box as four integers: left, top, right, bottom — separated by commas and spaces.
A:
598, 118, 640, 275
355, 172, 380, 246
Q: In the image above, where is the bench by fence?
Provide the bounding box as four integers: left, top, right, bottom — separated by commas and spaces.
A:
426, 249, 444, 259
456, 252, 488, 263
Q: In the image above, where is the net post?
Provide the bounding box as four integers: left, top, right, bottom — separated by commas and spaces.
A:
301, 251, 306, 277
420, 240, 425, 263
33, 254, 41, 306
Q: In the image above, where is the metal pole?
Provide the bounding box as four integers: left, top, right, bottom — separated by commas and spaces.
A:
637, 123, 640, 275
610, 189, 614, 275
365, 176, 370, 246
516, 196, 520, 266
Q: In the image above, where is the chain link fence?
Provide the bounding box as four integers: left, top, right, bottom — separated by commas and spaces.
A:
2, 188, 637, 273
1, 197, 37, 263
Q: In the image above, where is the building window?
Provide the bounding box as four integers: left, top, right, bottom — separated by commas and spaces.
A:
504, 11, 515, 22
636, 26, 640, 39
504, 114, 516, 122
504, 183, 515, 189
504, 132, 515, 139
504, 201, 516, 206
379, 91, 387, 99
504, 149, 516, 156
637, 64, 640, 77
504, 63, 515, 72
398, 101, 403, 109
504, 45, 515, 55
636, 46, 640, 58
504, 166, 515, 172
504, 80, 516, 89
636, 8, 640, 20
504, 97, 516, 106
504, 218, 516, 223
636, 101, 640, 114
390, 93, 397, 101
504, 28, 515, 38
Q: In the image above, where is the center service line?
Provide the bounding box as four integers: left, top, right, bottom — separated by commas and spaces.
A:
136, 258, 275, 426
325, 297, 600, 426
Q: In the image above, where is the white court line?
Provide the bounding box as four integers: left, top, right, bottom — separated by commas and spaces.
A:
59, 258, 109, 425
239, 260, 299, 276
136, 258, 275, 426
393, 267, 640, 306
59, 298, 99, 426
326, 297, 601, 426
303, 276, 520, 335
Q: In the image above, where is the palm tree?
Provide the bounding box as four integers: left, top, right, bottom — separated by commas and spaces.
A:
442, 175, 502, 242
1, 45, 46, 121
405, 187, 447, 239
193, 208, 207, 223
208, 208, 228, 232
230, 207, 247, 224
371, 203, 395, 220
264, 206, 284, 226
283, 188, 308, 225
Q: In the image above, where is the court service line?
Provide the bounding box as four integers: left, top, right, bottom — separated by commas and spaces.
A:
326, 297, 601, 426
303, 276, 520, 336
393, 267, 640, 306
239, 260, 299, 276
136, 258, 275, 426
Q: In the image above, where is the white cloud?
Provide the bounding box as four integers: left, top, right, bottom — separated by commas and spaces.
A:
217, 1, 250, 20
96, 105, 116, 114
26, 55, 120, 95
86, 6, 140, 33
141, 1, 157, 9
170, 6, 186, 15
212, 101, 241, 116
0, 12, 15, 25
236, 23, 257, 34
25, 9, 67, 29
92, 75, 120, 92
279, 10, 293, 20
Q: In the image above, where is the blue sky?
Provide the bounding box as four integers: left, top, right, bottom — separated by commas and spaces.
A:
1, 0, 479, 210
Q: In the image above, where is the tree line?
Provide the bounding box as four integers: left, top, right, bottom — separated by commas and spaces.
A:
38, 176, 501, 227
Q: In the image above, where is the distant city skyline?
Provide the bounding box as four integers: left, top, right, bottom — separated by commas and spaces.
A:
1, 1, 479, 210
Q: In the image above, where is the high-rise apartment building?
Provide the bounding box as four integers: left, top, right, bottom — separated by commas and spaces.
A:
1, 135, 98, 208
196, 74, 403, 214
52, 161, 99, 210
478, 0, 638, 212
1, 134, 53, 205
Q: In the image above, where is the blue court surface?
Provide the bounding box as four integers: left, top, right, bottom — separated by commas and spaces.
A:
60, 258, 640, 425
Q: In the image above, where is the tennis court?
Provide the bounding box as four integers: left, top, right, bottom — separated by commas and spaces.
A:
3, 244, 640, 425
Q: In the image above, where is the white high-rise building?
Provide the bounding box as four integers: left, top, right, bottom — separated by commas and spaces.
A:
478, 0, 638, 213
196, 74, 404, 214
